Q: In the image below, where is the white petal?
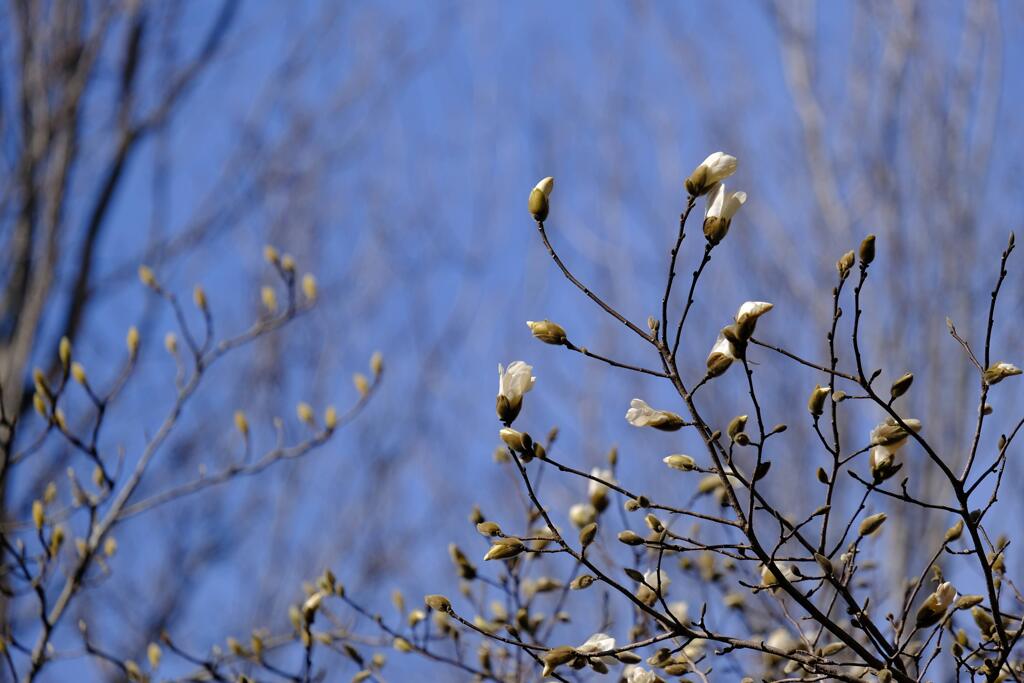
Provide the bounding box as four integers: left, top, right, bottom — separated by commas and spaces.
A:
534, 176, 554, 197
704, 182, 725, 219
720, 190, 747, 220
577, 632, 615, 654
736, 301, 773, 323
708, 333, 736, 361
625, 398, 654, 426
702, 152, 738, 183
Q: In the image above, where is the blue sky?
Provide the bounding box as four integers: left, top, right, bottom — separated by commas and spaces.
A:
15, 1, 1024, 680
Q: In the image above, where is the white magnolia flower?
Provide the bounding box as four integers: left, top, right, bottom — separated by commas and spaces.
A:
576, 632, 615, 654
701, 152, 738, 182
765, 628, 798, 656
624, 666, 658, 683
587, 467, 615, 499
933, 581, 957, 611
869, 444, 898, 475
497, 361, 536, 423
498, 361, 535, 402
736, 301, 773, 325
568, 502, 597, 528
668, 600, 690, 625
625, 398, 685, 431
869, 417, 922, 449
706, 332, 738, 377
685, 152, 738, 196
705, 182, 747, 221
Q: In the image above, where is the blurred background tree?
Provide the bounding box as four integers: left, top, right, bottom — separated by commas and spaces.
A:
1, 0, 1021, 680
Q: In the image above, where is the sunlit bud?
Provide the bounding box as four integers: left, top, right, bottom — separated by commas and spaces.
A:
571, 574, 596, 591
263, 245, 280, 265
370, 351, 384, 376
663, 454, 696, 471
877, 670, 893, 683
50, 525, 66, 554
281, 254, 296, 273
104, 536, 118, 557
541, 646, 575, 677
324, 406, 338, 431
579, 522, 598, 547
859, 234, 876, 265
393, 637, 413, 653
983, 362, 1022, 386
93, 467, 105, 488
424, 594, 452, 612
499, 428, 531, 454
858, 513, 887, 537
569, 503, 597, 528
702, 182, 746, 245
164, 333, 177, 355
526, 177, 555, 224
890, 372, 914, 399
735, 301, 773, 339
302, 591, 326, 619
915, 582, 956, 628
476, 521, 501, 537
53, 409, 66, 430
302, 274, 317, 302
956, 595, 984, 610
496, 361, 535, 424
945, 520, 964, 543
234, 411, 249, 437
138, 265, 157, 288
618, 530, 644, 546
147, 642, 162, 669
808, 385, 829, 416
870, 417, 922, 448
261, 286, 277, 313
33, 393, 47, 418
44, 481, 57, 504
727, 415, 748, 440
483, 537, 525, 561
124, 660, 142, 681
32, 500, 44, 529
972, 606, 996, 637
449, 543, 477, 580
59, 337, 72, 367
526, 320, 568, 346
836, 250, 855, 279
686, 152, 737, 197
647, 316, 660, 334
33, 368, 49, 397
644, 513, 663, 533
127, 326, 140, 358
625, 398, 685, 431
187, 287, 206, 313
70, 362, 87, 385
353, 373, 369, 397
697, 475, 722, 495
706, 332, 737, 377
296, 402, 315, 425
407, 609, 426, 627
